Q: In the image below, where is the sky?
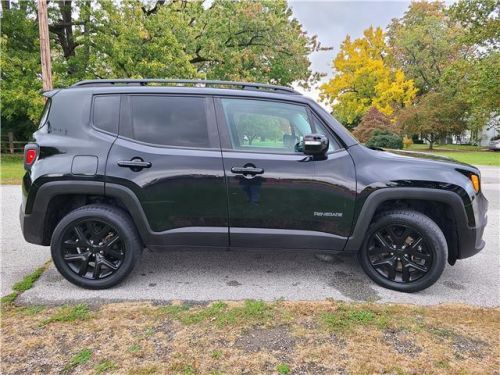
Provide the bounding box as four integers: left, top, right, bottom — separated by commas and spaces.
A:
288, 1, 411, 100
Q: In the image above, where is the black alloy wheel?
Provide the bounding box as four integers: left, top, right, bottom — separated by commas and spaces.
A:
367, 224, 433, 283
358, 210, 447, 293
51, 204, 142, 289
61, 219, 124, 280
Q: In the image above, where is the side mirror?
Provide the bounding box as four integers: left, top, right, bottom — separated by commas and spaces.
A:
302, 134, 329, 157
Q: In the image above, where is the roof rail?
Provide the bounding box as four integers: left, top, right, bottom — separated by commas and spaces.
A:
71, 79, 301, 95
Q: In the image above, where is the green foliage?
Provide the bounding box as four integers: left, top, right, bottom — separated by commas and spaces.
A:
366, 130, 403, 150
397, 91, 468, 149
1, 0, 320, 138
276, 363, 291, 374
388, 1, 499, 142
0, 1, 45, 137
41, 304, 91, 326
387, 1, 463, 94
63, 348, 93, 373
449, 0, 500, 50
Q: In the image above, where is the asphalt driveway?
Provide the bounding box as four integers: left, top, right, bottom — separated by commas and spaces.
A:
2, 167, 499, 306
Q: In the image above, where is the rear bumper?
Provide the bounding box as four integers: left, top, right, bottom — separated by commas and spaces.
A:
19, 204, 46, 245
457, 193, 488, 259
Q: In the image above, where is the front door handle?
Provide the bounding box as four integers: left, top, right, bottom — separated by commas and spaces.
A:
231, 166, 264, 176
117, 158, 152, 171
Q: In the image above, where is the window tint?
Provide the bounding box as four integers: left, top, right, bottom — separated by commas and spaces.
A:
221, 99, 313, 153
130, 96, 209, 148
93, 95, 120, 134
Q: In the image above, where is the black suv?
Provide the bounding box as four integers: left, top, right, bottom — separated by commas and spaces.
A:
20, 79, 488, 292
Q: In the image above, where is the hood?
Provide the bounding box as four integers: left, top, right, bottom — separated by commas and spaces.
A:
364, 147, 480, 174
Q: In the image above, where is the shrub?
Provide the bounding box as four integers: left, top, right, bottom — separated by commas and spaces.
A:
352, 107, 399, 143
403, 135, 413, 149
366, 130, 403, 149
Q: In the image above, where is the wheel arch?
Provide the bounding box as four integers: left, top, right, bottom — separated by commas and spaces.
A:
344, 188, 469, 265
26, 181, 147, 246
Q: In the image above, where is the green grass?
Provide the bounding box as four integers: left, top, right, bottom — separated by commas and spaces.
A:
320, 304, 389, 332
95, 359, 117, 374
276, 363, 291, 374
1, 262, 50, 307
0, 154, 24, 184
158, 299, 274, 327
128, 343, 142, 353
63, 348, 93, 373
12, 266, 47, 293
405, 144, 499, 166
41, 304, 91, 326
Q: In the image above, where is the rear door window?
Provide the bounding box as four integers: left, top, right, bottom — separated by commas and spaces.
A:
128, 96, 209, 148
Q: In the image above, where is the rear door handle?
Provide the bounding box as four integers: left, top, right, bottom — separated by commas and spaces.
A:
231, 166, 264, 175
117, 158, 151, 171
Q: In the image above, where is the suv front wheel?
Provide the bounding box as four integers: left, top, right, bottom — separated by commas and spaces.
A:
359, 210, 447, 293
51, 204, 142, 289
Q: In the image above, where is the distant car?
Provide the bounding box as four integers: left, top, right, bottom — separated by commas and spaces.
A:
488, 138, 500, 151
20, 79, 488, 293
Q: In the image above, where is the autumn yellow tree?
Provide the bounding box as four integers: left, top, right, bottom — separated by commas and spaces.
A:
320, 27, 417, 128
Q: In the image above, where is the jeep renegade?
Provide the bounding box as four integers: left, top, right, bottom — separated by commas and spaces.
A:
20, 79, 488, 292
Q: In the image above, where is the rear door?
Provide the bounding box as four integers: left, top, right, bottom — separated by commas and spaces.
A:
105, 94, 228, 249
215, 97, 356, 250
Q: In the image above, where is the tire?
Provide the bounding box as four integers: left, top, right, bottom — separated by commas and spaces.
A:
51, 204, 142, 289
358, 210, 447, 293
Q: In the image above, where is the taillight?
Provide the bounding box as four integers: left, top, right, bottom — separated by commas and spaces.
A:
24, 144, 39, 168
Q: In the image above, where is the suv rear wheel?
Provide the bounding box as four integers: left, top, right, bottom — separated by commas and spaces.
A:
51, 204, 142, 289
359, 210, 447, 293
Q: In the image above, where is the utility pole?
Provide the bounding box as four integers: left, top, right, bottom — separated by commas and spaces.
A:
37, 0, 53, 91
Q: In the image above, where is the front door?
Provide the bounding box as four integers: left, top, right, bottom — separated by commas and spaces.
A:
105, 94, 228, 249
215, 97, 356, 250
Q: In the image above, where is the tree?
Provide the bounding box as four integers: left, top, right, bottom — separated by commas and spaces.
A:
352, 107, 398, 143
388, 1, 499, 144
445, 0, 500, 138
1, 0, 323, 138
397, 91, 468, 149
387, 1, 463, 94
449, 0, 500, 52
0, 1, 45, 139
320, 26, 417, 129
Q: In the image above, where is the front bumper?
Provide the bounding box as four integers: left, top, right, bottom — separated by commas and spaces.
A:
457, 192, 488, 259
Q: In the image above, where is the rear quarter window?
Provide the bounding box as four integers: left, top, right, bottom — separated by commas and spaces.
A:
38, 98, 51, 129
93, 95, 120, 134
